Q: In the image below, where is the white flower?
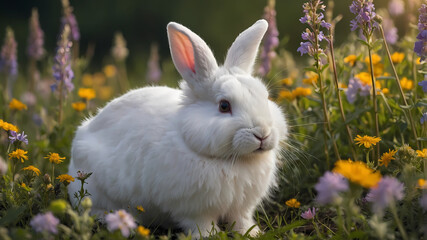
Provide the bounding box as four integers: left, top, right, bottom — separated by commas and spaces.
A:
105, 209, 137, 237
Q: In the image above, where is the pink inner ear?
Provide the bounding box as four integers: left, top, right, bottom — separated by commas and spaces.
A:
171, 30, 195, 73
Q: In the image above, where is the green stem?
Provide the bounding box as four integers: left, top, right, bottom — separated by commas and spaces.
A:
390, 204, 408, 240
336, 206, 349, 237
328, 29, 357, 161
367, 46, 380, 162
312, 219, 323, 238
58, 80, 64, 125
379, 25, 420, 149
52, 164, 55, 185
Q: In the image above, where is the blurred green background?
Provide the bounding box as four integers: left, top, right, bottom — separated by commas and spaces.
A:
0, 0, 397, 71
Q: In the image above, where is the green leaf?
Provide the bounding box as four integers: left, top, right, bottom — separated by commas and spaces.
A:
304, 67, 318, 73
0, 206, 26, 226
357, 39, 370, 47
257, 220, 306, 240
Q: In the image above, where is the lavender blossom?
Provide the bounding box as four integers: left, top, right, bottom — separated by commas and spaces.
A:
106, 210, 137, 237
0, 27, 18, 77
421, 112, 427, 124
315, 171, 349, 205
415, 4, 427, 61
349, 0, 378, 32
346, 77, 371, 103
298, 0, 330, 59
366, 176, 404, 213
388, 0, 404, 16
111, 32, 129, 62
9, 131, 28, 145
258, 0, 279, 77
146, 43, 162, 84
61, 0, 80, 41
419, 80, 427, 92
27, 8, 45, 60
382, 17, 398, 44
301, 207, 317, 219
51, 25, 74, 94
30, 212, 60, 234
420, 194, 427, 211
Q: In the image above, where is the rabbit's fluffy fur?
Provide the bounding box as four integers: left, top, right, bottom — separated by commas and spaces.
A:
68, 19, 288, 237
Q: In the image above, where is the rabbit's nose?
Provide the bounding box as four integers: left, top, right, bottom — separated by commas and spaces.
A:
253, 133, 269, 142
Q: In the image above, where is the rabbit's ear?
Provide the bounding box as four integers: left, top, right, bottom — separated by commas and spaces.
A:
224, 20, 268, 74
167, 22, 218, 88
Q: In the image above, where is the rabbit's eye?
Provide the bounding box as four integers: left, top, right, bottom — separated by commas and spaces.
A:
219, 100, 231, 113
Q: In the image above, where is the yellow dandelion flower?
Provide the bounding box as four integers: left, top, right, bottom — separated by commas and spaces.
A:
382, 88, 389, 94
45, 152, 65, 164
103, 65, 117, 78
302, 71, 318, 85
391, 52, 405, 64
285, 198, 300, 208
22, 165, 41, 176
78, 88, 96, 100
9, 149, 28, 163
364, 54, 382, 65
0, 119, 19, 132
56, 174, 75, 183
416, 57, 421, 64
72, 102, 86, 112
400, 77, 414, 90
333, 159, 381, 188
344, 54, 357, 66
378, 149, 397, 167
354, 135, 381, 148
293, 87, 312, 97
355, 72, 372, 85
418, 179, 427, 189
277, 90, 295, 101
416, 149, 427, 158
136, 206, 145, 212
137, 226, 150, 237
82, 73, 94, 87
367, 63, 384, 77
9, 98, 28, 111
338, 83, 347, 89
280, 78, 293, 86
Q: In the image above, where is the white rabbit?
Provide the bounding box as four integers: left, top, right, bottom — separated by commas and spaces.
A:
68, 19, 288, 237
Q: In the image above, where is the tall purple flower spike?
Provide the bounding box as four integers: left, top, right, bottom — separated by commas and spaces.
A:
51, 25, 74, 94
27, 8, 45, 60
258, 0, 279, 77
414, 4, 427, 61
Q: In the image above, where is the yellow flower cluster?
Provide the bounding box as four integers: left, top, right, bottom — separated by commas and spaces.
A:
78, 88, 96, 100
9, 98, 27, 111
378, 149, 397, 167
72, 102, 87, 112
417, 149, 427, 158
278, 87, 312, 101
136, 206, 145, 212
22, 165, 41, 176
81, 72, 114, 101
333, 160, 381, 188
137, 226, 150, 237
0, 119, 18, 132
103, 65, 117, 78
285, 198, 301, 208
354, 135, 381, 148
400, 77, 414, 91
302, 71, 318, 85
9, 149, 28, 163
418, 179, 427, 189
56, 174, 75, 183
391, 52, 405, 64
45, 152, 65, 164
344, 55, 357, 67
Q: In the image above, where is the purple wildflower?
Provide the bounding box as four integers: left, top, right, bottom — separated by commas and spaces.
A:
349, 0, 378, 32
298, 0, 330, 58
419, 80, 427, 92
30, 212, 60, 234
76, 170, 92, 181
106, 210, 137, 237
315, 171, 349, 205
0, 27, 18, 77
346, 77, 371, 103
301, 207, 317, 220
51, 25, 74, 94
420, 194, 427, 211
27, 8, 45, 60
111, 32, 129, 62
415, 4, 427, 61
382, 17, 398, 44
421, 112, 427, 124
366, 176, 404, 213
258, 0, 279, 77
146, 43, 162, 84
388, 0, 404, 16
9, 131, 28, 145
61, 0, 80, 41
